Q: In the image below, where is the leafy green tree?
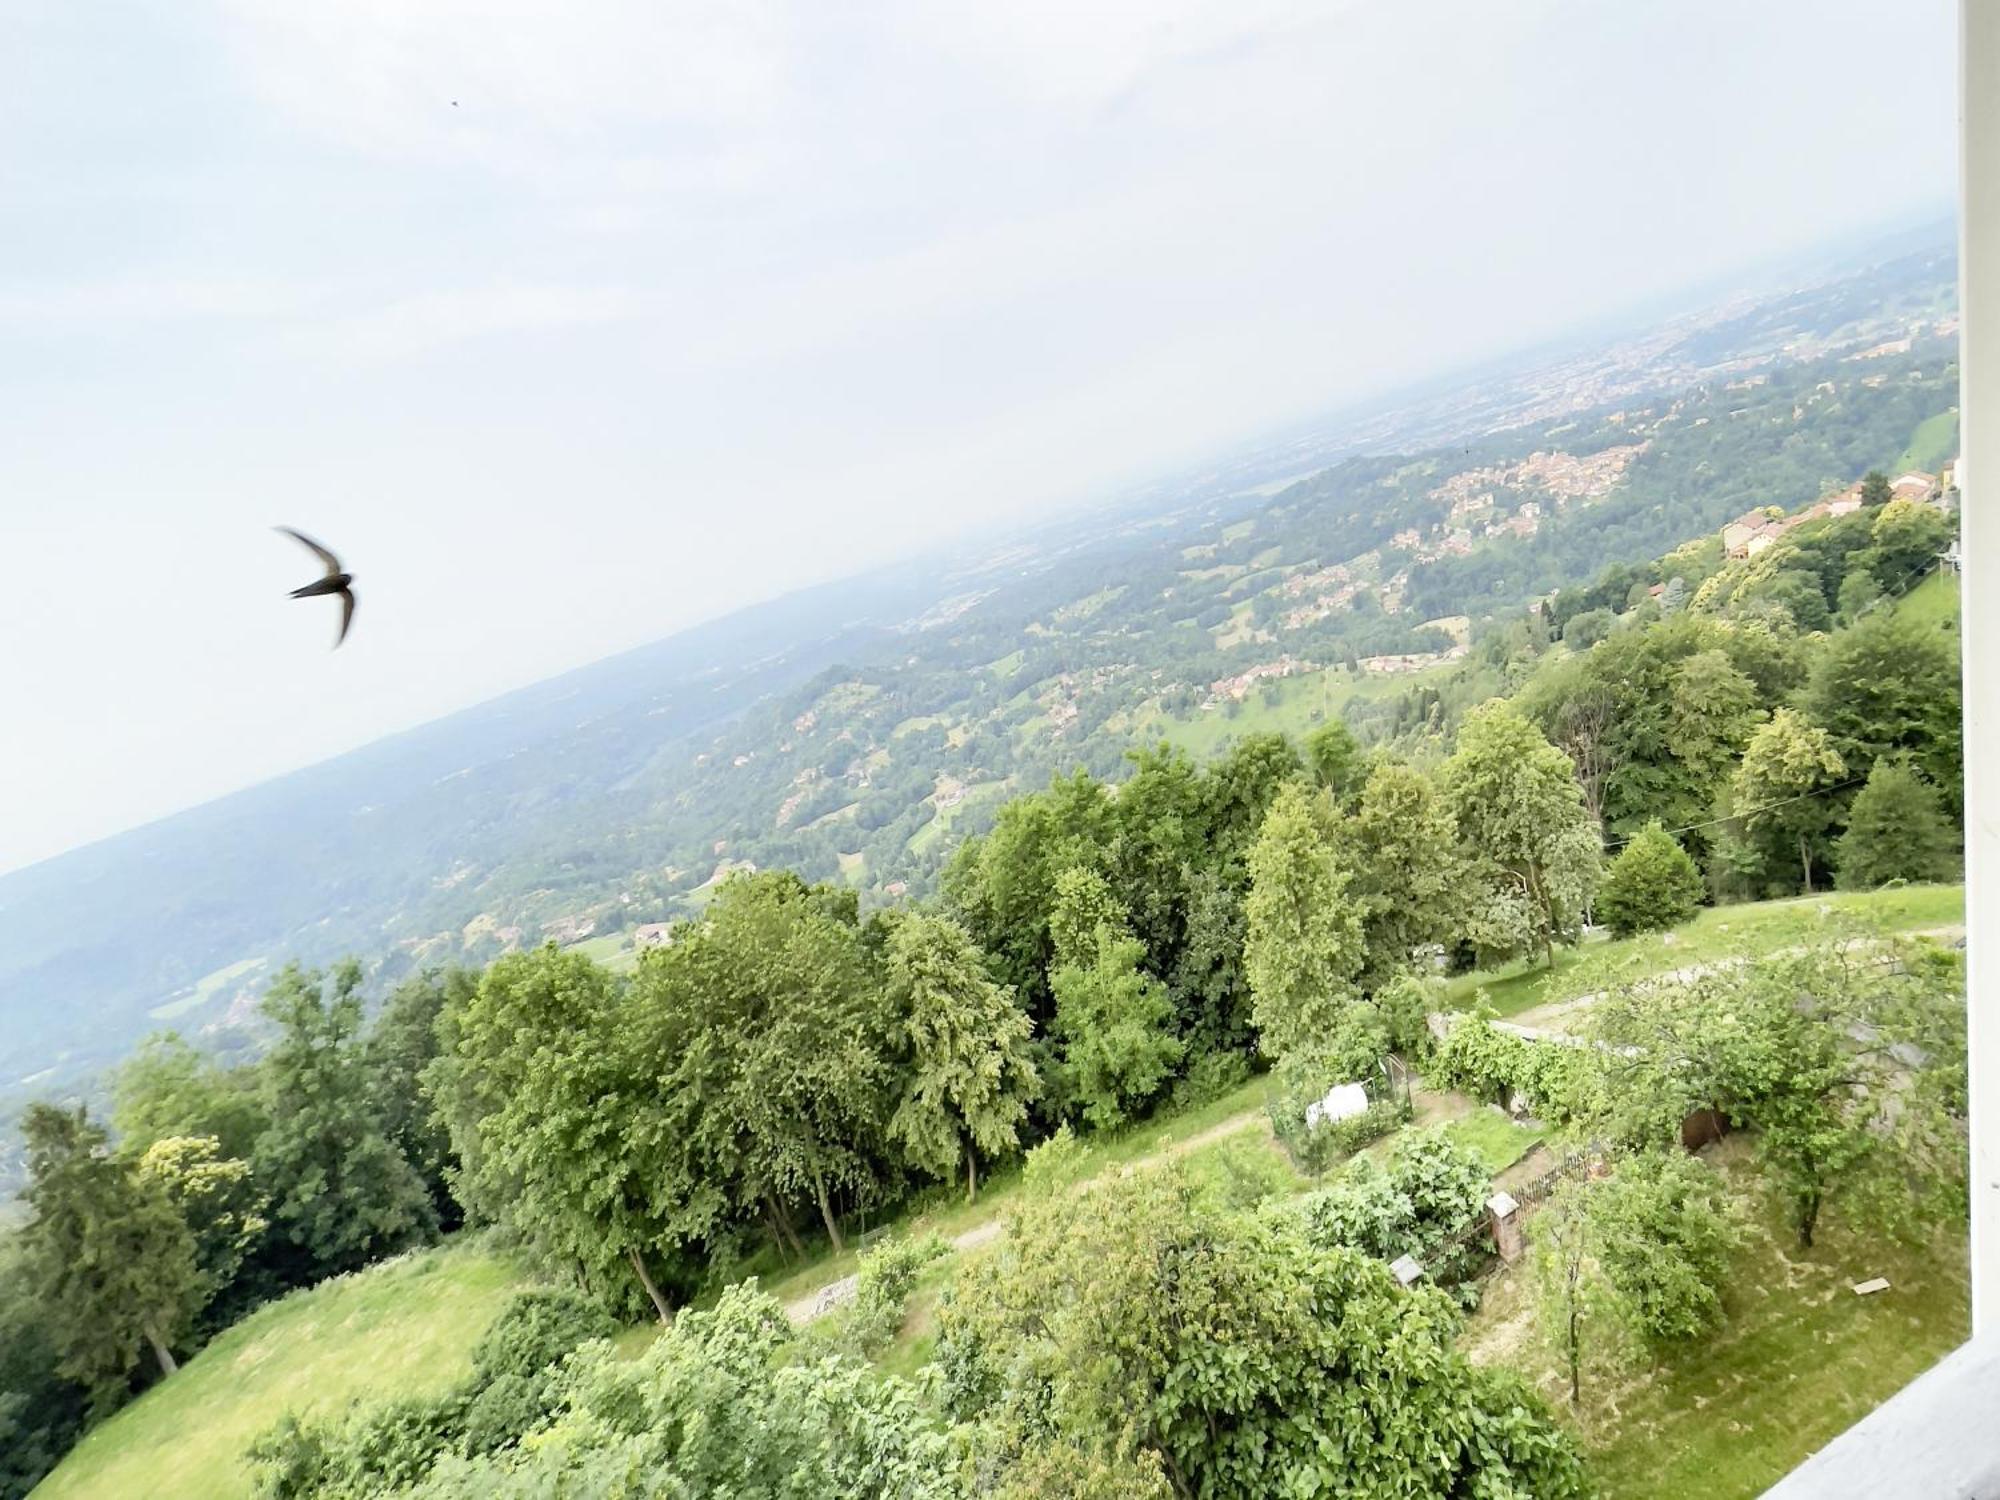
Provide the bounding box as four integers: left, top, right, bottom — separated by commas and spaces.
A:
944, 770, 1115, 1014
1859, 469, 1893, 507
1052, 926, 1184, 1130
365, 968, 473, 1229
1563, 607, 1614, 647
1106, 744, 1210, 979
1835, 759, 1960, 889
18, 1105, 202, 1399
1836, 568, 1883, 622
1166, 865, 1251, 1054
0, 1233, 87, 1500
631, 873, 895, 1262
1342, 760, 1461, 989
134, 1136, 266, 1322
1302, 719, 1362, 801
1243, 781, 1363, 1058
1049, 865, 1125, 973
444, 944, 687, 1318
1443, 704, 1602, 967
1866, 496, 1951, 585
1589, 940, 1965, 1247
111, 1032, 267, 1162
1530, 1174, 1603, 1407
1596, 822, 1703, 937
1590, 1151, 1738, 1345
884, 914, 1039, 1201
939, 1155, 1588, 1498
1731, 708, 1847, 894
386, 1284, 957, 1498
1667, 649, 1763, 796
1803, 609, 1962, 808
1200, 732, 1306, 869
253, 963, 434, 1283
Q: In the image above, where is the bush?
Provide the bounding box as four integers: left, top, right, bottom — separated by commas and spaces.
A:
470, 1286, 617, 1383
835, 1234, 949, 1357
1169, 1048, 1253, 1112
1288, 1127, 1490, 1286
1430, 1013, 1593, 1124
1596, 822, 1704, 937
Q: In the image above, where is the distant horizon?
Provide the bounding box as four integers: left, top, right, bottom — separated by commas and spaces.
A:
0, 211, 1957, 881
1, 0, 1955, 873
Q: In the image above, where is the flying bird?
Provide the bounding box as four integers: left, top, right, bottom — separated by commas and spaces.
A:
277, 527, 356, 647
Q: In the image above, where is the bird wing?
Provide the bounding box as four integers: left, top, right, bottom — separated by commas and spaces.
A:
276, 526, 343, 578
335, 587, 356, 648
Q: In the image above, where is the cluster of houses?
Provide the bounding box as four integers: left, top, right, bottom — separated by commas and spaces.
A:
1721, 468, 1950, 560
1355, 642, 1470, 676
1208, 654, 1316, 703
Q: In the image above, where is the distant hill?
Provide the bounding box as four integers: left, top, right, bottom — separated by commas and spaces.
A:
0, 236, 1959, 1155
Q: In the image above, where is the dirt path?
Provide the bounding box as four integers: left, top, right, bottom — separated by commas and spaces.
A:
783, 1107, 1272, 1325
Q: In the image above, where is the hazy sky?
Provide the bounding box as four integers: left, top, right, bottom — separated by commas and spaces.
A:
0, 0, 1956, 874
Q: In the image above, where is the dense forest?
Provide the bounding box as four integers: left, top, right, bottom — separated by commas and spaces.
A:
3, 456, 1970, 1494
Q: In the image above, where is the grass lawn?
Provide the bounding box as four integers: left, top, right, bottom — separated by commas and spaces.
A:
1146, 665, 1441, 761
1442, 1109, 1548, 1174
1443, 884, 1964, 1018
1895, 408, 1959, 474
1462, 1138, 1970, 1499
563, 930, 638, 973
36, 1239, 531, 1500
907, 779, 1010, 857
1894, 569, 1961, 632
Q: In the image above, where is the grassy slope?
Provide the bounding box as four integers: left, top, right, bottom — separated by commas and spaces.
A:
1895, 408, 1959, 474
1462, 1137, 1969, 1500
36, 1241, 529, 1500
1146, 664, 1446, 760
1894, 568, 1961, 631
1444, 884, 1964, 1017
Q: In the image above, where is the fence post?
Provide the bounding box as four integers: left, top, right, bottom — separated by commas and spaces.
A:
1487, 1190, 1525, 1263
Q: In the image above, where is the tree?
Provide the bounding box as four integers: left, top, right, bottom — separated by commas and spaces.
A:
1200, 733, 1306, 870
18, 1105, 202, 1400
938, 1154, 1589, 1498
1563, 608, 1615, 647
110, 1033, 267, 1163
134, 1136, 266, 1323
1342, 760, 1461, 989
1589, 941, 1964, 1247
1443, 704, 1602, 968
1866, 496, 1952, 585
1731, 709, 1847, 894
628, 873, 896, 1264
1803, 610, 1962, 808
1302, 719, 1362, 802
1666, 648, 1762, 794
253, 963, 435, 1283
1243, 781, 1363, 1058
1836, 759, 1960, 889
1049, 865, 1125, 974
445, 943, 689, 1319
365, 968, 472, 1229
1052, 926, 1184, 1130
884, 914, 1039, 1201
1167, 865, 1251, 1054
1531, 1152, 1739, 1404
1836, 568, 1883, 622
1859, 469, 1893, 507
1596, 822, 1704, 937
1589, 1151, 1738, 1345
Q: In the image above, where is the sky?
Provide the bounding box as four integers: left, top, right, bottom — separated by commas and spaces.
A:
0, 0, 1958, 875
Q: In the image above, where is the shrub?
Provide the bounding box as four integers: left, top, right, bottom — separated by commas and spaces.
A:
1596, 822, 1704, 937
1169, 1048, 1253, 1112
470, 1286, 617, 1383
1430, 1013, 1592, 1124
836, 1234, 949, 1357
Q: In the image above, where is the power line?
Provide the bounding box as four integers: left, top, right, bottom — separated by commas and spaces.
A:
1603, 774, 1872, 851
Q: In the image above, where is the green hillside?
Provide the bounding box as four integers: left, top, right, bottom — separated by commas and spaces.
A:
34, 1242, 528, 1500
